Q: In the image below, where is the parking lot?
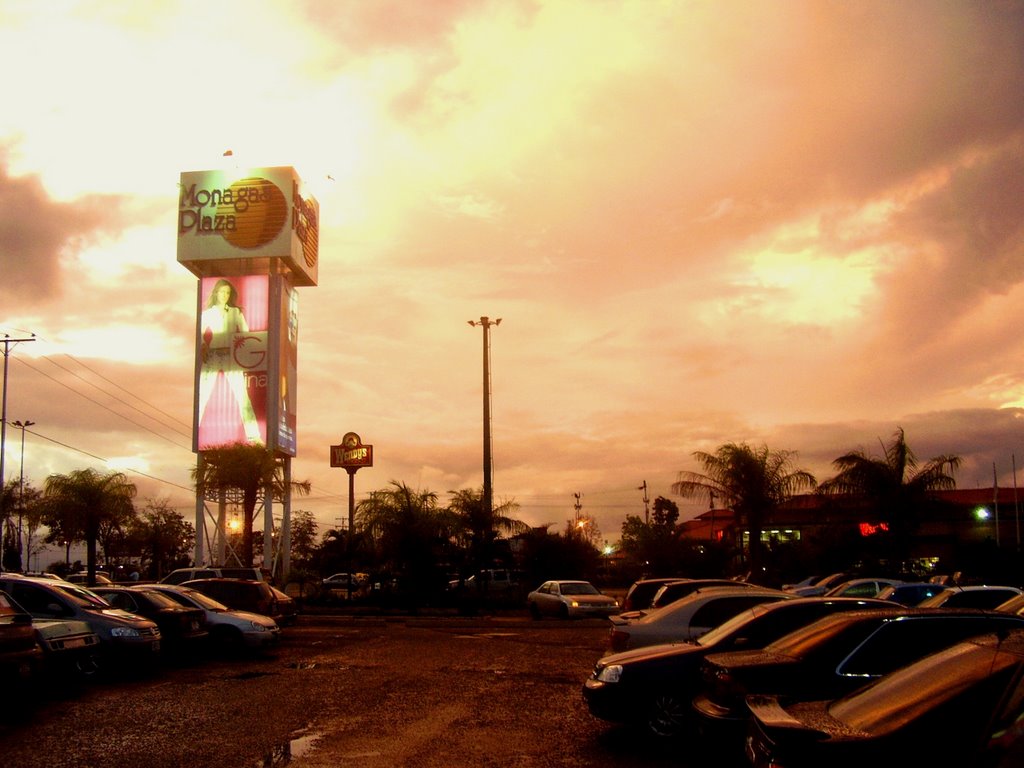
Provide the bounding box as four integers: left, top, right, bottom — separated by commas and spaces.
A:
0, 614, 694, 768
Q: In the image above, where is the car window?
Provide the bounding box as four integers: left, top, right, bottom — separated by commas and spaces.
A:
102, 592, 139, 612
691, 595, 787, 630
840, 618, 1024, 677
140, 590, 183, 609
4, 583, 70, 616
175, 589, 227, 611
833, 640, 1017, 733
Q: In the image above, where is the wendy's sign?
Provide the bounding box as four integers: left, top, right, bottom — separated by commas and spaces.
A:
331, 432, 373, 470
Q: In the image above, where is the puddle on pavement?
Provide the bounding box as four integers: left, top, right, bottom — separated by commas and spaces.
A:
259, 727, 324, 767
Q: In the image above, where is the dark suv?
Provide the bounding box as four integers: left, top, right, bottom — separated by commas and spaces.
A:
182, 579, 284, 624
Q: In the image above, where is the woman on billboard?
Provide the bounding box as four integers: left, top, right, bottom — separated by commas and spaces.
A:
197, 278, 262, 444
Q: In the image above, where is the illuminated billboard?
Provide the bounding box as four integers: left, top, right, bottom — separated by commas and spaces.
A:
194, 275, 269, 451
272, 279, 299, 455
177, 166, 319, 287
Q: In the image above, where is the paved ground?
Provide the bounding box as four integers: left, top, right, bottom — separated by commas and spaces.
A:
0, 615, 697, 768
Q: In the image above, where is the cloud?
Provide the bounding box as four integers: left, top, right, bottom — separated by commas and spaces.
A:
0, 156, 130, 307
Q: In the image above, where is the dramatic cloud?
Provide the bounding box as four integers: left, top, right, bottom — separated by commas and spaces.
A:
1, 0, 1023, 546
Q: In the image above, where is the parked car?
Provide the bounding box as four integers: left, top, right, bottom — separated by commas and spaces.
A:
269, 586, 298, 626
918, 585, 1024, 610
822, 578, 902, 598
0, 575, 161, 673
692, 607, 1024, 758
65, 572, 115, 587
649, 579, 760, 611
583, 597, 893, 738
91, 586, 208, 655
744, 629, 1024, 768
146, 584, 281, 652
607, 587, 792, 652
321, 572, 370, 593
621, 578, 683, 613
183, 578, 286, 624
785, 572, 850, 596
31, 616, 101, 678
526, 580, 619, 619
0, 589, 43, 685
161, 567, 266, 585
875, 581, 947, 606
780, 575, 823, 591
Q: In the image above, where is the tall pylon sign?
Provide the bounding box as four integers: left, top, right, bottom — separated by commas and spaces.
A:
177, 166, 319, 569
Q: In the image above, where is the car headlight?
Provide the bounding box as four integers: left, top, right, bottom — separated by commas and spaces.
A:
110, 627, 141, 638
248, 622, 269, 632
596, 664, 623, 683
570, 600, 580, 608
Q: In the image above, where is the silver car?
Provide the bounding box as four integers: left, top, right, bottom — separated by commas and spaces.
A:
146, 584, 280, 651
527, 580, 619, 619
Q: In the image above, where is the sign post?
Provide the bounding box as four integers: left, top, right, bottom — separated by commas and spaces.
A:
330, 432, 373, 600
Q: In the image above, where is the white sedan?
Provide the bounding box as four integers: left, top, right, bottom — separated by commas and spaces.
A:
606, 586, 793, 652
146, 584, 281, 651
527, 580, 619, 619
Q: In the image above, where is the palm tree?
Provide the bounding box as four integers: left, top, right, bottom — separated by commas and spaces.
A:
447, 487, 527, 576
357, 481, 454, 601
42, 468, 137, 585
818, 427, 960, 567
672, 443, 817, 574
192, 444, 311, 568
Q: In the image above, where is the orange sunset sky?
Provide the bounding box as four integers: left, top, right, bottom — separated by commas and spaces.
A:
2, 0, 1023, 547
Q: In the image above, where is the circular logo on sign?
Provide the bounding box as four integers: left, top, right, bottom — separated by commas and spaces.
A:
218, 177, 288, 250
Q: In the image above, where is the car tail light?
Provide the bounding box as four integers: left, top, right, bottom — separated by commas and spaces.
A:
608, 628, 630, 652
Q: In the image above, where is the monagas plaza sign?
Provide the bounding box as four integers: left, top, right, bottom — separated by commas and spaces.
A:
177, 166, 319, 287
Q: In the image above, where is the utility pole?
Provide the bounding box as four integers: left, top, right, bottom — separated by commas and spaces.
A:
637, 481, 650, 524
468, 317, 500, 517
1, 333, 35, 572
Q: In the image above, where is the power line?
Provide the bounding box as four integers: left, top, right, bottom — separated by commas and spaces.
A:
15, 356, 192, 450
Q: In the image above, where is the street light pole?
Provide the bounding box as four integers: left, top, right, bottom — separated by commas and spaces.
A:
12, 420, 34, 570
0, 333, 35, 573
468, 317, 500, 517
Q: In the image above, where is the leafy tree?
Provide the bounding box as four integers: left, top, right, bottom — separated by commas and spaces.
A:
447, 487, 527, 575
289, 509, 319, 567
818, 427, 960, 569
517, 524, 602, 585
192, 444, 310, 568
129, 499, 195, 579
619, 496, 683, 575
673, 443, 816, 573
41, 468, 137, 585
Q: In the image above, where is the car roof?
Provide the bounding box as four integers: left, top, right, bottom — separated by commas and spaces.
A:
640, 586, 790, 621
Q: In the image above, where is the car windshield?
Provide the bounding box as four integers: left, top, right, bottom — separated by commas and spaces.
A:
560, 582, 600, 596
176, 589, 228, 611
765, 614, 866, 657
53, 583, 111, 609
829, 639, 1017, 734
139, 590, 184, 609
697, 607, 760, 646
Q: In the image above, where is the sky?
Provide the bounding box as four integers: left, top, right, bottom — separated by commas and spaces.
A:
2, 0, 1024, 553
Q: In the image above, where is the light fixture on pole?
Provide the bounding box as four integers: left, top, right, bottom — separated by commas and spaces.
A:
12, 419, 33, 569
468, 317, 500, 517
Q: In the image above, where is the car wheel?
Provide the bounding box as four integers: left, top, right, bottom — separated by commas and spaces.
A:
647, 692, 691, 739
75, 654, 101, 679
529, 602, 542, 620
558, 603, 569, 619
